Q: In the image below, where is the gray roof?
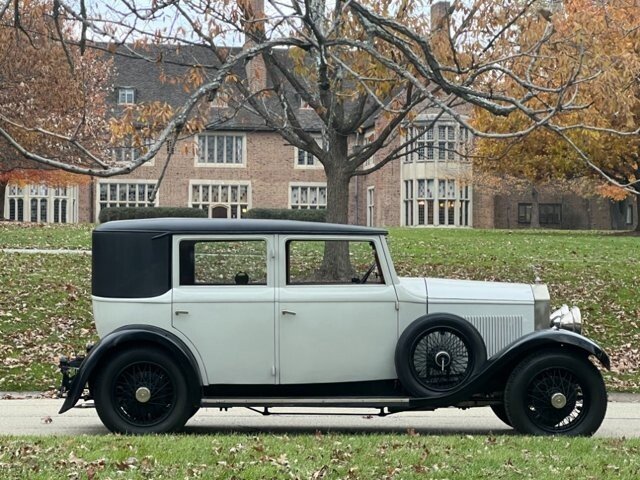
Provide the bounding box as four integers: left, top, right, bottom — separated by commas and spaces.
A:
95, 218, 388, 235
110, 45, 325, 132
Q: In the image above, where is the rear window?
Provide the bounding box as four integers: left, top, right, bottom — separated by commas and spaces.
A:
179, 240, 267, 286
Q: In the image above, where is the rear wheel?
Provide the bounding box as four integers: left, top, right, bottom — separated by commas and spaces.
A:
94, 347, 191, 434
504, 351, 607, 436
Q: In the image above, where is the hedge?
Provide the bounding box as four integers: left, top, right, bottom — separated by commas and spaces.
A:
99, 206, 207, 223
243, 208, 326, 222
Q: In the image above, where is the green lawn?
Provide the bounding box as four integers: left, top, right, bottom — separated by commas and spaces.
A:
0, 223, 638, 392
0, 434, 639, 479
0, 223, 92, 250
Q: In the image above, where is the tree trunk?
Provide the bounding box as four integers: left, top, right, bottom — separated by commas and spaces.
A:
0, 179, 7, 220
324, 138, 351, 225
319, 139, 355, 279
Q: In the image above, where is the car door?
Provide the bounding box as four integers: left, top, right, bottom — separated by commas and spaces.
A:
277, 235, 399, 384
171, 234, 276, 385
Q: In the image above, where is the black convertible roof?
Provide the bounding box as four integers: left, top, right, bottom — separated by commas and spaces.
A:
95, 218, 388, 235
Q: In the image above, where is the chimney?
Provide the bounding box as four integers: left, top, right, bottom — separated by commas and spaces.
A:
430, 1, 451, 61
242, 0, 267, 92
430, 1, 450, 36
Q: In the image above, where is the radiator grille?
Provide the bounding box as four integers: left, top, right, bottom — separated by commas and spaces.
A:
465, 315, 523, 358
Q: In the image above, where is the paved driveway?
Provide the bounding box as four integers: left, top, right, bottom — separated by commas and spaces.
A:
1, 398, 638, 437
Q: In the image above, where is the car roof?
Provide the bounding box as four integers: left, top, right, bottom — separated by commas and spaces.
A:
95, 218, 388, 235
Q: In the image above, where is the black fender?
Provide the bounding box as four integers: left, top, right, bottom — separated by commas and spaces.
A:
408, 328, 609, 409
59, 325, 203, 414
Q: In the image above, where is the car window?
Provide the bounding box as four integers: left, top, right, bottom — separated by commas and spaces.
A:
179, 240, 267, 286
287, 239, 384, 285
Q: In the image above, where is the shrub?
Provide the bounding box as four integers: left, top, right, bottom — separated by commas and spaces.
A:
99, 207, 207, 223
244, 208, 326, 222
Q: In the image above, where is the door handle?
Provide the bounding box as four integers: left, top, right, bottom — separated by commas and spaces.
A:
282, 310, 297, 316
175, 310, 189, 316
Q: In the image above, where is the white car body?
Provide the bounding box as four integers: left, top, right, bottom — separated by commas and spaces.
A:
93, 231, 543, 386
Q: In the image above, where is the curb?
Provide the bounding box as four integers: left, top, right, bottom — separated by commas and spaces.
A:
609, 393, 640, 403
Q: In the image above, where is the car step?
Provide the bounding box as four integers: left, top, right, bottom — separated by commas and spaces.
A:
200, 397, 412, 409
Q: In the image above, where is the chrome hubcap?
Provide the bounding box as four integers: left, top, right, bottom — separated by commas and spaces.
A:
551, 392, 567, 409
434, 351, 451, 370
135, 387, 151, 403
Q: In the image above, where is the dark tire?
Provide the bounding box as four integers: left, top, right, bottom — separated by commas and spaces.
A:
504, 351, 607, 436
94, 347, 191, 434
395, 314, 487, 397
491, 404, 512, 427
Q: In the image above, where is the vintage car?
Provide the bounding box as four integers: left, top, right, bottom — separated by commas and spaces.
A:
59, 218, 609, 435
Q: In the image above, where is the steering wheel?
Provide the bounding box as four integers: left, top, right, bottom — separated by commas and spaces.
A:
360, 261, 377, 284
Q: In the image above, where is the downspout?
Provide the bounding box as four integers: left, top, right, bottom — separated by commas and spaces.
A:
89, 177, 95, 223
355, 175, 359, 225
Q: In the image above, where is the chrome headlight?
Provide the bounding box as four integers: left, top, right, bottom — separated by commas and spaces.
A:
550, 305, 582, 333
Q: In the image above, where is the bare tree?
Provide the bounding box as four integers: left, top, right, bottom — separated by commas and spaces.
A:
1, 0, 638, 224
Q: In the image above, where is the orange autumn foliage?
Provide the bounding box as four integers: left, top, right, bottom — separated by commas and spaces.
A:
472, 0, 640, 198
0, 0, 111, 188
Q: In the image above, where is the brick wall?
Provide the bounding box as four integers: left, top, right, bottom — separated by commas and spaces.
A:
489, 186, 636, 230
87, 131, 328, 218
472, 187, 495, 229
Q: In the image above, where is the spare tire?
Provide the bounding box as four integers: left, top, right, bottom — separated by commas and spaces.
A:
395, 314, 487, 397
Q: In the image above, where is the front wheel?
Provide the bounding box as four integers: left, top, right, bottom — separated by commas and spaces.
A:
94, 347, 191, 434
504, 351, 607, 436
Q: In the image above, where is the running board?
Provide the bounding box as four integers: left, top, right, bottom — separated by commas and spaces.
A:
200, 397, 412, 409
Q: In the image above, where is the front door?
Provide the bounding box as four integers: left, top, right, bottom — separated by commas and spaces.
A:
171, 235, 276, 385
211, 205, 228, 218
277, 236, 399, 384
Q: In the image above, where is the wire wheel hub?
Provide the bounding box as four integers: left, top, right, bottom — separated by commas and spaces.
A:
135, 387, 152, 403
434, 350, 452, 370
551, 392, 567, 409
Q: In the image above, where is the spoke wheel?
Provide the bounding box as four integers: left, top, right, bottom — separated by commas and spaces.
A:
411, 328, 473, 391
505, 351, 607, 436
94, 347, 191, 434
525, 367, 584, 433
395, 314, 487, 397
112, 361, 177, 427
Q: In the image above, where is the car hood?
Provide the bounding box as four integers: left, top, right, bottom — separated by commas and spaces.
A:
425, 277, 534, 304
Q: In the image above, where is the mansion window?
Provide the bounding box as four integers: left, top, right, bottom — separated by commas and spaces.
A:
117, 87, 135, 105
363, 132, 376, 168
112, 137, 154, 165
290, 184, 327, 209
98, 181, 157, 214
405, 122, 471, 163
5, 184, 77, 223
403, 178, 471, 227
366, 187, 375, 227
190, 182, 250, 219
197, 133, 245, 165
518, 203, 532, 224
539, 203, 561, 225
295, 136, 324, 168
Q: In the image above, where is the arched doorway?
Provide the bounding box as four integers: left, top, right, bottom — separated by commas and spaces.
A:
211, 205, 228, 218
